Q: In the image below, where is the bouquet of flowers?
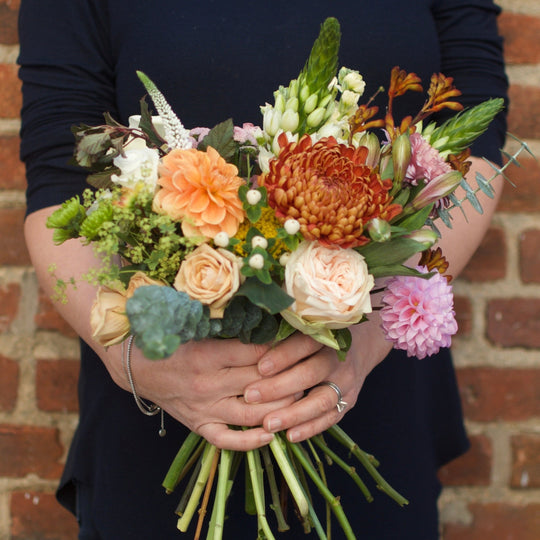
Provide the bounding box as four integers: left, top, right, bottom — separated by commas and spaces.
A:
47, 17, 528, 540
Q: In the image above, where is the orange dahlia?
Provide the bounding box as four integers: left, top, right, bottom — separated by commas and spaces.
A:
153, 147, 245, 239
259, 134, 401, 248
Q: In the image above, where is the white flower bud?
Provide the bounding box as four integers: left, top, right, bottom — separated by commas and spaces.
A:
263, 108, 282, 137
306, 107, 326, 128
299, 84, 311, 102
213, 231, 230, 248
284, 218, 300, 235
251, 236, 268, 250
279, 252, 291, 266
281, 109, 299, 132
249, 253, 265, 270
286, 96, 299, 112
274, 92, 286, 113
303, 93, 319, 114
246, 189, 262, 205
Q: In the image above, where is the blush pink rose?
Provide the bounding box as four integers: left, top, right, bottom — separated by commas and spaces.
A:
282, 240, 374, 332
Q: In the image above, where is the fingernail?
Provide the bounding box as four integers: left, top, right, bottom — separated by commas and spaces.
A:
267, 418, 282, 433
288, 429, 300, 443
260, 432, 274, 444
293, 391, 304, 401
259, 358, 274, 376
244, 389, 261, 403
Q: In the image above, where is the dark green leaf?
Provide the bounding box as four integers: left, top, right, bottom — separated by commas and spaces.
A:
236, 277, 294, 314
198, 119, 237, 161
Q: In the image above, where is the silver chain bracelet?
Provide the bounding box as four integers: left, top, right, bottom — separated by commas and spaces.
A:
122, 335, 166, 437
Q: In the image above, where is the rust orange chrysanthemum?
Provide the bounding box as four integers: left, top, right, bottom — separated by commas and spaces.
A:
259, 134, 402, 249
153, 146, 245, 239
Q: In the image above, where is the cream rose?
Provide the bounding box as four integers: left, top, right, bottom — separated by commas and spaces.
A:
90, 272, 166, 347
173, 243, 243, 318
281, 240, 374, 333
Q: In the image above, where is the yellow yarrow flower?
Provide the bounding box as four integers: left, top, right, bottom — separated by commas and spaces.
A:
234, 206, 287, 258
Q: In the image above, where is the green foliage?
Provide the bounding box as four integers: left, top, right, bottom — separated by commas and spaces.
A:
429, 98, 504, 155
126, 286, 210, 359
236, 277, 294, 315
197, 119, 237, 161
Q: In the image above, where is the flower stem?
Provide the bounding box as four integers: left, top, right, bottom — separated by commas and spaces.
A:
312, 435, 373, 502
286, 440, 356, 540
261, 445, 290, 532
207, 449, 234, 540
269, 435, 309, 519
194, 447, 221, 540
177, 443, 218, 532
328, 425, 409, 507
162, 431, 202, 493
246, 447, 275, 539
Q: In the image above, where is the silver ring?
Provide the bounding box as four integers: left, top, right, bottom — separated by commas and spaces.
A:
319, 381, 348, 413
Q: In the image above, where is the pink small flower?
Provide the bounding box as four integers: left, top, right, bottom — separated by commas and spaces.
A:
189, 127, 211, 147
233, 123, 260, 146
405, 132, 451, 186
380, 267, 457, 359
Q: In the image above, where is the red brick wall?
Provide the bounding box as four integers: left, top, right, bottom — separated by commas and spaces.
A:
0, 1, 539, 538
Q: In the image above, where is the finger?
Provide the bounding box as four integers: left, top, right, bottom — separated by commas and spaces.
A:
197, 423, 274, 451
285, 408, 343, 443
245, 349, 337, 403
261, 385, 342, 434
257, 333, 324, 376
210, 395, 297, 427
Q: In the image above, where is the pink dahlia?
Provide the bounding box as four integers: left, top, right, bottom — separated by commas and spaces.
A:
380, 267, 457, 359
405, 132, 451, 186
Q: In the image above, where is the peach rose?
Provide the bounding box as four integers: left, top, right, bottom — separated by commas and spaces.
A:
153, 146, 245, 240
282, 241, 374, 335
174, 243, 242, 318
90, 284, 130, 347
90, 272, 166, 347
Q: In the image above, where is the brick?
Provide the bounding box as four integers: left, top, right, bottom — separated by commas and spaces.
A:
508, 85, 540, 140
519, 229, 540, 284
497, 157, 540, 213
0, 424, 64, 479
457, 367, 540, 422
0, 282, 20, 333
0, 63, 22, 118
0, 136, 26, 190
36, 359, 79, 412
0, 208, 30, 265
459, 227, 506, 282
35, 289, 78, 337
438, 434, 492, 486
10, 491, 78, 540
499, 13, 540, 64
0, 353, 18, 411
454, 294, 472, 336
0, 0, 19, 45
442, 503, 540, 540
511, 434, 540, 489
487, 298, 540, 348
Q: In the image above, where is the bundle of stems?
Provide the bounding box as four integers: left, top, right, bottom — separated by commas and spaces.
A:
162, 425, 409, 540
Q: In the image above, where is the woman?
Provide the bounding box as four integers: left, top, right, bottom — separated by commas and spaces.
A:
18, 0, 507, 537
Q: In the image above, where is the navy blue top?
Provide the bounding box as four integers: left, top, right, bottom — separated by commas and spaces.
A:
18, 1, 507, 538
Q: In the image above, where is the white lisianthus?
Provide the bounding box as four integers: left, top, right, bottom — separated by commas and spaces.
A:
111, 147, 160, 189
282, 240, 374, 334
